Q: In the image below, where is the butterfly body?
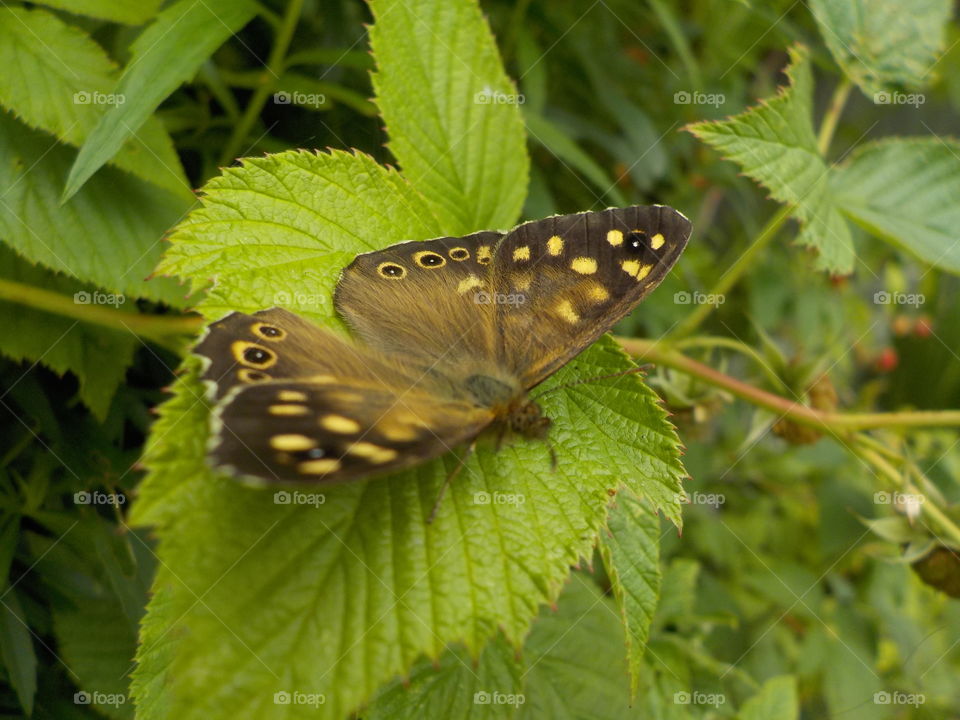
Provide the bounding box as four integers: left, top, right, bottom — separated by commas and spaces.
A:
195, 205, 691, 485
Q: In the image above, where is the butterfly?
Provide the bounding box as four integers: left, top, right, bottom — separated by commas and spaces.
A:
195, 205, 691, 487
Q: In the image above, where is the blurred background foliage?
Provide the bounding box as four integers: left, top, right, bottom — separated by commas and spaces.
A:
0, 0, 959, 717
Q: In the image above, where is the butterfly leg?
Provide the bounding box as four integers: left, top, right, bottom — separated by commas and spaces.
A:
427, 440, 477, 524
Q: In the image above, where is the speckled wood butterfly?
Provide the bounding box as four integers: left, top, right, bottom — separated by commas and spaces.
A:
195, 205, 691, 486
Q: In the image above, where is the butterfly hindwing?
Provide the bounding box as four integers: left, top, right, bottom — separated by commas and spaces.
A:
491, 205, 692, 387
210, 380, 494, 484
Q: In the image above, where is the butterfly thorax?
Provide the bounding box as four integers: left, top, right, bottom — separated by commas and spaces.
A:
504, 398, 552, 440
461, 371, 550, 439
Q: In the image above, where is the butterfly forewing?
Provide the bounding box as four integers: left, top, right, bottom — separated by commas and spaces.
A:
491, 205, 691, 387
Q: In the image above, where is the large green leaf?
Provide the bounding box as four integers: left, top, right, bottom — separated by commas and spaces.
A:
737, 675, 798, 720
809, 0, 953, 95
600, 494, 662, 697
0, 111, 189, 305
687, 45, 855, 274
29, 0, 163, 25
0, 6, 189, 200
63, 0, 256, 201
832, 138, 960, 275
0, 245, 138, 420
369, 0, 529, 233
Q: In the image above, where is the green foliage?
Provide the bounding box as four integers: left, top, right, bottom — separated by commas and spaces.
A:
1, 0, 959, 718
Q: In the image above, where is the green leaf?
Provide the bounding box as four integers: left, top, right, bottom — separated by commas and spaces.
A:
737, 675, 798, 720
600, 494, 662, 698
517, 574, 634, 719
0, 590, 37, 716
0, 111, 189, 305
687, 45, 855, 274
367, 636, 524, 719
0, 6, 189, 200
28, 0, 163, 25
63, 0, 256, 201
369, 0, 529, 233
0, 245, 138, 420
809, 0, 953, 95
832, 138, 960, 275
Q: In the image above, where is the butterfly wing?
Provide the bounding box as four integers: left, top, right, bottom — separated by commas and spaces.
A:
490, 205, 692, 387
210, 380, 493, 484
194, 307, 494, 484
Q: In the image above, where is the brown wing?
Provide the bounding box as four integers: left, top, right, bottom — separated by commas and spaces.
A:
490, 205, 691, 388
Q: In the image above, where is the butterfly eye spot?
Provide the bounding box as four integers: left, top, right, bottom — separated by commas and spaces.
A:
252, 322, 286, 341
231, 340, 277, 369
413, 251, 446, 268
547, 235, 564, 255
448, 247, 470, 261
377, 262, 407, 279
238, 368, 269, 383
346, 442, 398, 464
570, 257, 598, 275
320, 414, 362, 434
625, 230, 648, 252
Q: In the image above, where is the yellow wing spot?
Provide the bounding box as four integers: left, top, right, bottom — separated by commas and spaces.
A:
378, 422, 419, 442
587, 283, 610, 302
547, 235, 564, 255
650, 233, 665, 250
395, 410, 430, 428
347, 442, 398, 464
297, 459, 341, 475
320, 414, 361, 434
457, 274, 484, 293
477, 246, 492, 264
606, 229, 624, 246
512, 246, 531, 262
621, 260, 654, 281
269, 404, 309, 416
278, 390, 309, 402
555, 299, 580, 323
270, 434, 317, 452
308, 374, 336, 384
636, 264, 653, 280
571, 257, 598, 275
513, 273, 532, 292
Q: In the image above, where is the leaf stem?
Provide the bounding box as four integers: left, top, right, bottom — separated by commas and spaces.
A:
618, 337, 960, 430
817, 78, 852, 156
0, 279, 203, 348
218, 0, 305, 166
669, 204, 793, 339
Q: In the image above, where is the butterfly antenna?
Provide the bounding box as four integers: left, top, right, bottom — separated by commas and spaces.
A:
531, 365, 652, 400
427, 441, 476, 524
